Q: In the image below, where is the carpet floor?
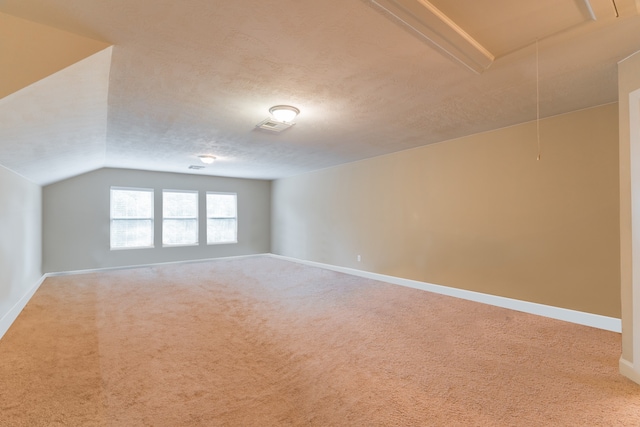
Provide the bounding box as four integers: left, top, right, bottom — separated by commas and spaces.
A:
1, 255, 639, 426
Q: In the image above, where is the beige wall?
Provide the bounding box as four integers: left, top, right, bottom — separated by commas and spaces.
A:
619, 50, 640, 370
43, 168, 271, 272
0, 165, 42, 330
0, 12, 110, 99
272, 103, 620, 317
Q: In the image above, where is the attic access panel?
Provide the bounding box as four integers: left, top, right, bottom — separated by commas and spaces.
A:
427, 0, 605, 57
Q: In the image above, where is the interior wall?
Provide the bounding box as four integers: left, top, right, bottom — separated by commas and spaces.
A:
0, 12, 110, 99
618, 49, 640, 379
0, 165, 42, 328
43, 168, 271, 272
272, 104, 620, 318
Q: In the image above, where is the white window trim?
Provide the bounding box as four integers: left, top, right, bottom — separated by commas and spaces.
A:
110, 186, 155, 250
206, 191, 238, 245
162, 189, 199, 247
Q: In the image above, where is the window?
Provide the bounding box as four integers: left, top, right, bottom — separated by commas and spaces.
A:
110, 187, 154, 249
163, 190, 198, 246
207, 193, 237, 244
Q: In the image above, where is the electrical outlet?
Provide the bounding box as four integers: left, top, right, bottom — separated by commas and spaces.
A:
357, 255, 361, 262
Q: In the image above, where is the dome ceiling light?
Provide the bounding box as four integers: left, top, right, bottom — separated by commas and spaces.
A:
269, 105, 300, 123
256, 105, 300, 133
198, 155, 216, 164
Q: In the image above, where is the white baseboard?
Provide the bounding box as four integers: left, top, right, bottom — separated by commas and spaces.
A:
46, 253, 269, 277
620, 358, 640, 384
0, 274, 48, 341
269, 254, 622, 333
2, 254, 268, 339
5, 254, 620, 343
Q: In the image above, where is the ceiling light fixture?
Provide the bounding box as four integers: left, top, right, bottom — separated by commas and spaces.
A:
269, 105, 300, 123
198, 155, 216, 164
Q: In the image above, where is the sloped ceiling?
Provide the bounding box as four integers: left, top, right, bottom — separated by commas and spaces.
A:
0, 48, 111, 184
1, 0, 640, 185
0, 12, 111, 99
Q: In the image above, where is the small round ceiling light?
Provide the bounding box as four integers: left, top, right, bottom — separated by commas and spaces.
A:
198, 155, 216, 164
269, 105, 300, 123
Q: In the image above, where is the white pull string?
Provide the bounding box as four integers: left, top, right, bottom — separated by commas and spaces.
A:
536, 39, 541, 161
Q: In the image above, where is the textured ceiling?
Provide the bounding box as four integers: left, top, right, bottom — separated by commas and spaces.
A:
1, 0, 640, 185
0, 47, 111, 184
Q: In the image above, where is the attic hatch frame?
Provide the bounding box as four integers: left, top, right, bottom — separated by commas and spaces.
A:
371, 0, 494, 73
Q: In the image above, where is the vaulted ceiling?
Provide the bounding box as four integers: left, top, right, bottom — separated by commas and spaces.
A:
2, 0, 640, 185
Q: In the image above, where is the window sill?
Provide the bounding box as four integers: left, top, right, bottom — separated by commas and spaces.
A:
162, 243, 199, 248
110, 245, 155, 251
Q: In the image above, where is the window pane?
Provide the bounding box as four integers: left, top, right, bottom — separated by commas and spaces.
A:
163, 191, 198, 246
163, 219, 198, 245
111, 189, 153, 219
110, 188, 154, 249
207, 218, 237, 244
207, 193, 237, 218
207, 193, 237, 244
111, 219, 153, 248
164, 192, 198, 218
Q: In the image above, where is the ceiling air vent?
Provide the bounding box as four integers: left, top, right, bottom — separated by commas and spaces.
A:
188, 165, 205, 170
256, 118, 294, 133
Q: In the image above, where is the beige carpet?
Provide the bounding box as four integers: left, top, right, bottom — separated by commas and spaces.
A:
1, 255, 639, 426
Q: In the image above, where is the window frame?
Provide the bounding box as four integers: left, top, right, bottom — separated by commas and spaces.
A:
110, 186, 155, 250
206, 192, 238, 245
162, 189, 200, 247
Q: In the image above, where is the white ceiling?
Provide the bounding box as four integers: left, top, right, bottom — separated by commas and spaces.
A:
2, 0, 640, 185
